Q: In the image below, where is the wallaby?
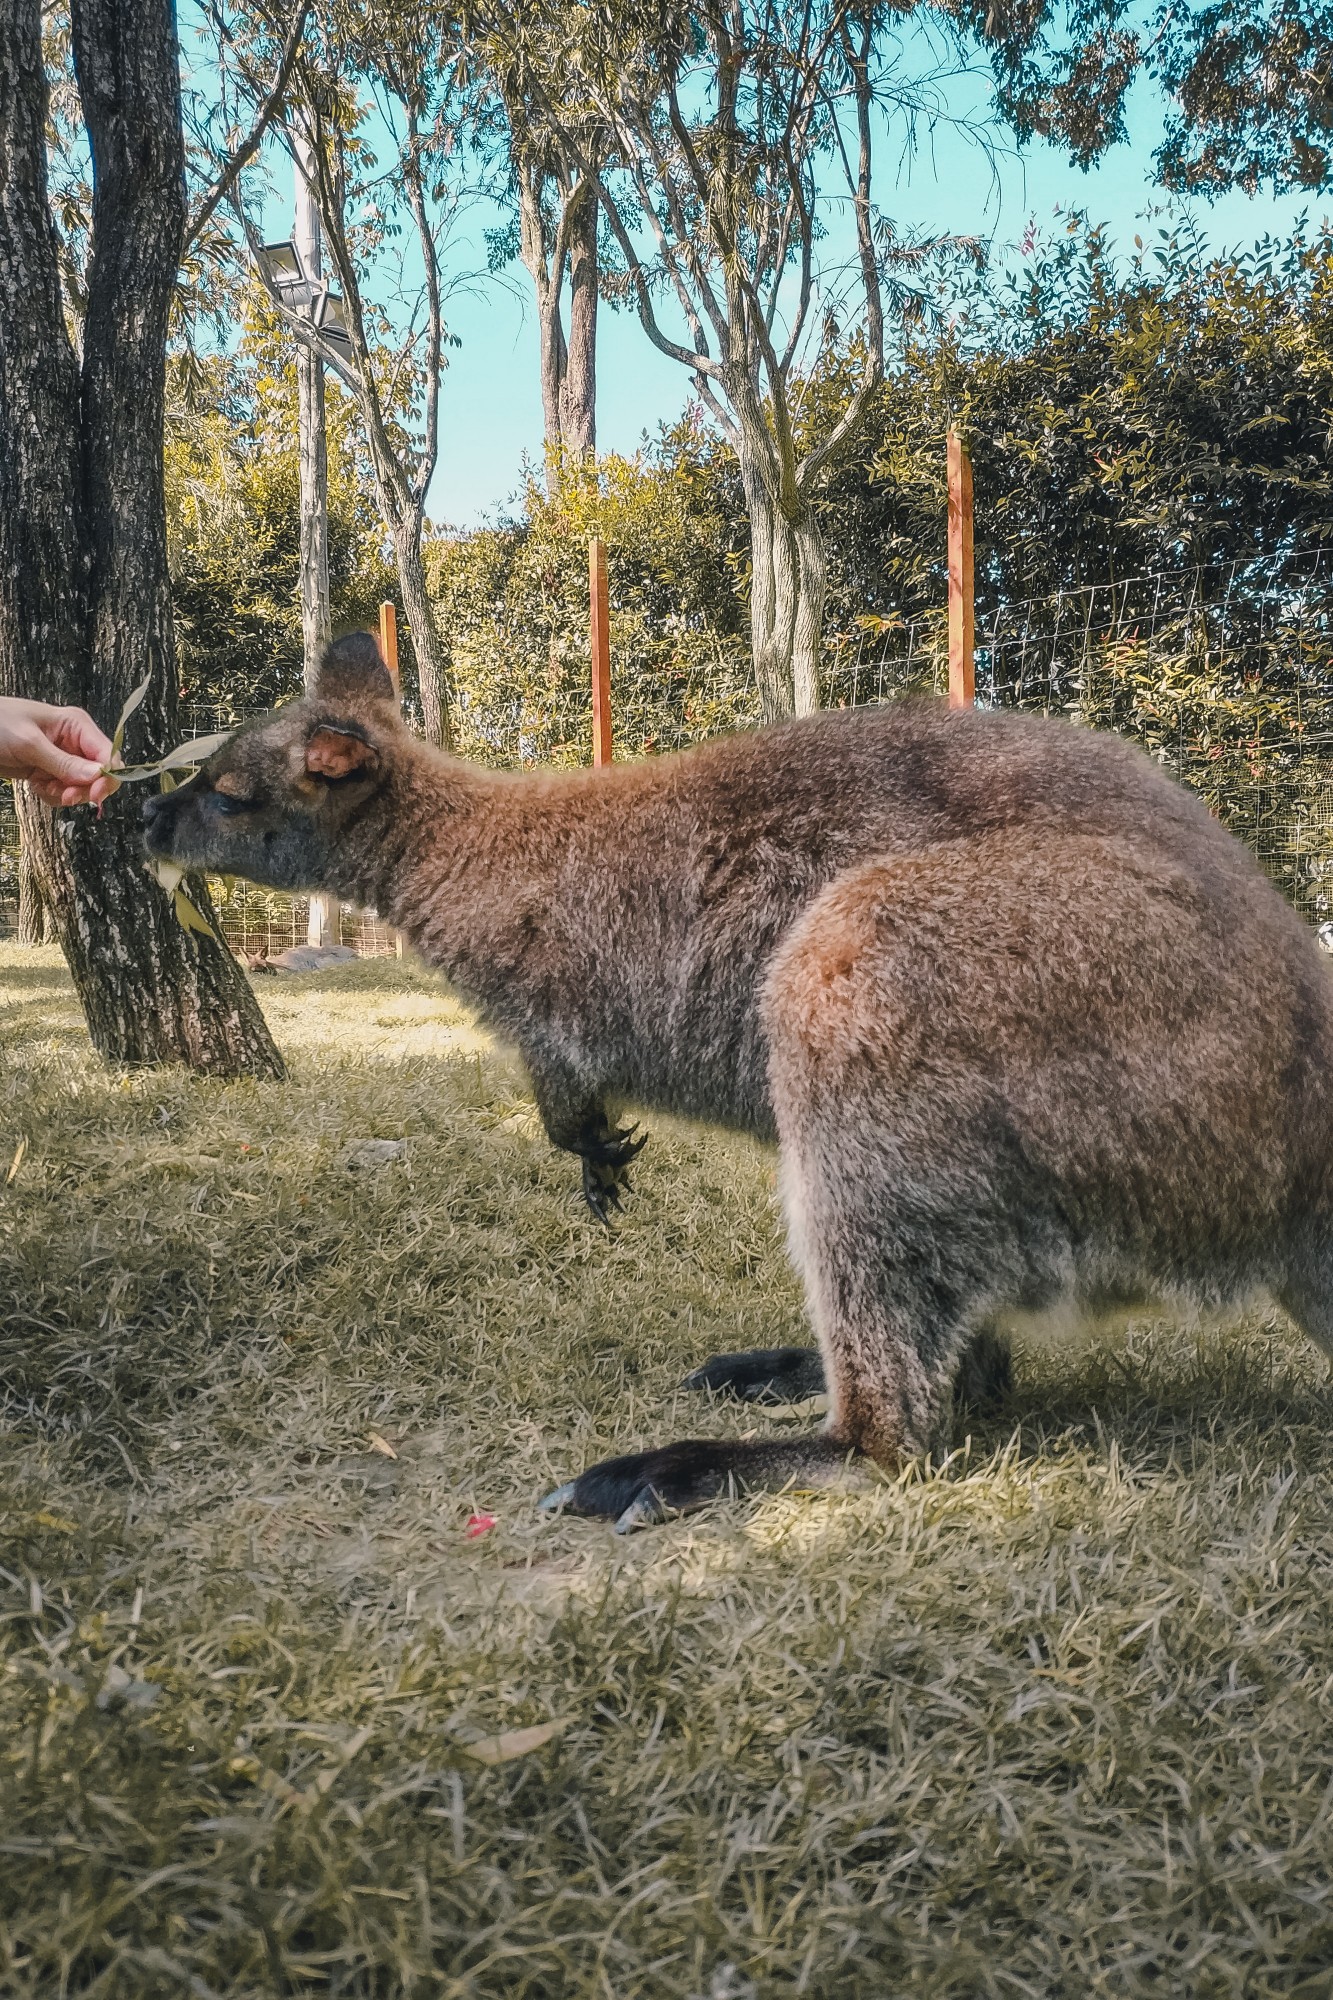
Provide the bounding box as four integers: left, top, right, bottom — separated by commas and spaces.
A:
144, 633, 1333, 1531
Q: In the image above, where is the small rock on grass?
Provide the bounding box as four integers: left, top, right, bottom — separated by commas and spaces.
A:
97, 1663, 161, 1711
339, 1138, 409, 1172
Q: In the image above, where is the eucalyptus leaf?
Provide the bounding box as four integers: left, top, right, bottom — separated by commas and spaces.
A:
108, 729, 234, 785
109, 672, 153, 761
147, 858, 186, 897
173, 887, 216, 938
147, 856, 223, 941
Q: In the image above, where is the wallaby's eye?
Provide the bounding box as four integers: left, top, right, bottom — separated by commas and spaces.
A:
213, 791, 255, 817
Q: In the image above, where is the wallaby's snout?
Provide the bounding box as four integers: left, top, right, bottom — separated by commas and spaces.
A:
140, 786, 177, 841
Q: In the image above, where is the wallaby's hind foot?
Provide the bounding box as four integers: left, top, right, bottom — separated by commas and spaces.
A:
1278, 1272, 1333, 1364
954, 1329, 1013, 1411
682, 1345, 826, 1404
540, 1432, 863, 1533
680, 1328, 1009, 1413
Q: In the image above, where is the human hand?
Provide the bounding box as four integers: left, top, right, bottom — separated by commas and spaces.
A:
0, 698, 118, 807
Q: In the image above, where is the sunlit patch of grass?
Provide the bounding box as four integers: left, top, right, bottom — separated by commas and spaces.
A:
2, 942, 1333, 1997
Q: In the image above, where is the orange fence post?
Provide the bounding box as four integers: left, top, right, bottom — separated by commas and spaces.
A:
588, 536, 613, 767
378, 601, 400, 700
947, 433, 975, 708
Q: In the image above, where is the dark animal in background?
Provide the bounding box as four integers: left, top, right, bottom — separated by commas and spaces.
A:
144, 633, 1333, 1530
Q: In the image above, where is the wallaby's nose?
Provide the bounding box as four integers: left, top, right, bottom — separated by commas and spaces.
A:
141, 791, 169, 829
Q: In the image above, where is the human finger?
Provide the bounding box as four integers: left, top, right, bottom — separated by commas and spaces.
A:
22, 732, 107, 790
52, 705, 115, 770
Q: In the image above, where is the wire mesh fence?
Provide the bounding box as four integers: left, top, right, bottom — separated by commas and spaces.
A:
825, 548, 1333, 929
4, 547, 1333, 950
208, 882, 399, 962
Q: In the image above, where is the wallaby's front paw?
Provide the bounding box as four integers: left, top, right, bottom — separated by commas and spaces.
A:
577, 1121, 647, 1226
682, 1346, 827, 1404
540, 1438, 736, 1533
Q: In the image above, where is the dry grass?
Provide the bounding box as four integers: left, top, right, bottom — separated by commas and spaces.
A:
2, 942, 1333, 1999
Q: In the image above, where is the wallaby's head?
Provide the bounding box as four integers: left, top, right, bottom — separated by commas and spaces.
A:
142, 632, 402, 892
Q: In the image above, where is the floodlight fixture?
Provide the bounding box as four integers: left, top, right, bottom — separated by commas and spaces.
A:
314, 289, 355, 358
255, 239, 307, 290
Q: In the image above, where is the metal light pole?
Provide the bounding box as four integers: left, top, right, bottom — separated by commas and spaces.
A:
292, 133, 335, 948
257, 149, 358, 950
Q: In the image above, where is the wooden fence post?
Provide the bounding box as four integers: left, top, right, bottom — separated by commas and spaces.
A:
588, 536, 613, 768
947, 433, 975, 708
378, 600, 400, 699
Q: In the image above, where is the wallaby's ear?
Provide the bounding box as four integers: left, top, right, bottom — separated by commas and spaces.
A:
314, 631, 396, 709
305, 724, 381, 781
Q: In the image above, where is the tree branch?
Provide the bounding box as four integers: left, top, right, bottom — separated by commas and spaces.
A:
401, 100, 442, 510
798, 13, 884, 492
184, 0, 310, 256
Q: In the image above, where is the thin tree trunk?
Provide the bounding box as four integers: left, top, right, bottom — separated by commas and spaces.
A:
790, 508, 827, 717
559, 178, 597, 464
354, 447, 453, 748
0, 0, 283, 1076
742, 482, 827, 722
16, 833, 51, 944
519, 161, 598, 486
518, 166, 565, 475
340, 354, 453, 749
296, 346, 331, 675
392, 520, 452, 749
732, 384, 828, 723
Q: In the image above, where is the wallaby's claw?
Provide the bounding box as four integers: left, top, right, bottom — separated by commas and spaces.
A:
612, 1490, 670, 1534
578, 1122, 647, 1225
581, 1159, 621, 1225
539, 1475, 665, 1532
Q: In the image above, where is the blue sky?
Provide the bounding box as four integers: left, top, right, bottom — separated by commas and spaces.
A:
244, 43, 1331, 533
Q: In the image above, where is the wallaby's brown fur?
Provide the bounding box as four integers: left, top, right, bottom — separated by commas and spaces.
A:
145, 633, 1333, 1530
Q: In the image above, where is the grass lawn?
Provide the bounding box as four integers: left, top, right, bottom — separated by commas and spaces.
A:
2, 941, 1332, 1998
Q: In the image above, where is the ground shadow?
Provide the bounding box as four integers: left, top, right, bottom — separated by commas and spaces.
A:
941, 1321, 1333, 1481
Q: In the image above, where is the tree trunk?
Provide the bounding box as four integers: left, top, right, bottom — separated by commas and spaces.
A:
558, 179, 597, 465
391, 517, 453, 749
519, 163, 598, 486
789, 508, 827, 717
518, 168, 565, 475
16, 833, 53, 944
0, 0, 283, 1077
348, 371, 453, 749
741, 459, 828, 722
295, 354, 331, 678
